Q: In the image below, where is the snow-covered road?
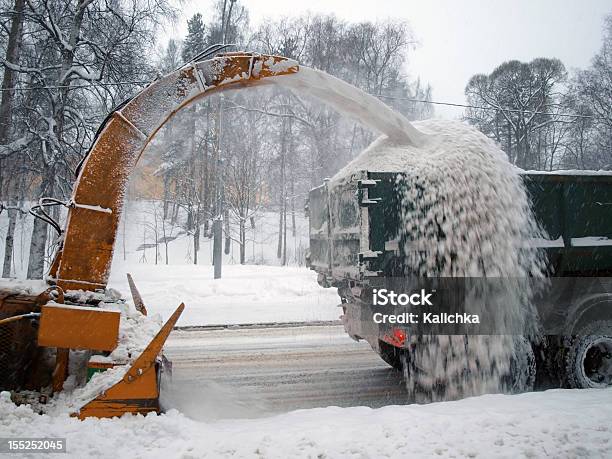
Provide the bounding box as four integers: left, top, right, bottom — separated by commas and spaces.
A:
162, 324, 408, 419
3, 264, 612, 457
0, 342, 612, 459
2, 323, 612, 458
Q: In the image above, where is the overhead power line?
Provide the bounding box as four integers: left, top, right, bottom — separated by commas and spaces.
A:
0, 80, 152, 92
0, 79, 608, 121
374, 94, 606, 120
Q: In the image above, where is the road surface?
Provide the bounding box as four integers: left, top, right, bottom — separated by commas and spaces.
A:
162, 324, 410, 420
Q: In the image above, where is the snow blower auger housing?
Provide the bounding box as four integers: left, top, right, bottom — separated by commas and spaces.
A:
0, 51, 299, 418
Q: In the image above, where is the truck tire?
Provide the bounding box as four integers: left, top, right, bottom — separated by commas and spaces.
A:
503, 336, 536, 393
379, 337, 536, 397
377, 340, 404, 370
377, 340, 433, 402
564, 320, 612, 389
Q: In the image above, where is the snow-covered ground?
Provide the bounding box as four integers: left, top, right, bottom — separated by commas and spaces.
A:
0, 202, 310, 278
115, 203, 311, 268
2, 141, 611, 457
2, 388, 611, 458
1, 201, 339, 326
107, 263, 340, 326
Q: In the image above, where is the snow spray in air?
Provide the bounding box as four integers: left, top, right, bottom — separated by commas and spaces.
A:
160, 370, 269, 421
333, 119, 547, 400
274, 66, 547, 400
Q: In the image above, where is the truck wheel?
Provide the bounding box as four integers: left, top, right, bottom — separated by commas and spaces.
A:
377, 340, 432, 402
565, 320, 612, 389
503, 336, 536, 393
377, 340, 404, 370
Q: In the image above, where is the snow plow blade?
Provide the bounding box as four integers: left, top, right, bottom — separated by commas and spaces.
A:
74, 303, 184, 419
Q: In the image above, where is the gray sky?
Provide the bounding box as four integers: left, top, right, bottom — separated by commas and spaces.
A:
167, 0, 611, 118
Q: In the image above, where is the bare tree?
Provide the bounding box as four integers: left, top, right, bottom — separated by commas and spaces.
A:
569, 13, 612, 168
465, 58, 567, 169
223, 101, 267, 264
0, 0, 26, 277
0, 0, 175, 278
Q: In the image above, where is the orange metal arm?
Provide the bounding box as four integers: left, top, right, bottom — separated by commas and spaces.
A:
123, 303, 184, 383
74, 303, 185, 419
50, 53, 298, 291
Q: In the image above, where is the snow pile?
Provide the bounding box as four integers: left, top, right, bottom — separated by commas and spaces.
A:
44, 366, 128, 416
385, 119, 545, 279
0, 278, 47, 294
1, 388, 611, 458
107, 264, 340, 326
334, 119, 547, 400
98, 301, 163, 363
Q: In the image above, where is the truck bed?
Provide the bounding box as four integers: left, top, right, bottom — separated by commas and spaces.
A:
308, 171, 612, 282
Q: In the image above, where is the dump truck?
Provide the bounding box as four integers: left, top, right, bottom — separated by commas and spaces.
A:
307, 170, 612, 390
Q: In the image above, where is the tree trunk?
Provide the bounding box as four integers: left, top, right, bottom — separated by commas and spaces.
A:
506, 124, 512, 164
27, 0, 89, 279
2, 207, 17, 277
2, 176, 20, 278
277, 204, 283, 260
171, 202, 179, 224
288, 117, 296, 238
186, 209, 193, 231
193, 226, 199, 265
54, 0, 89, 139
194, 207, 200, 253
0, 0, 25, 144
27, 216, 48, 279
188, 103, 199, 261
0, 0, 26, 277
162, 176, 170, 220
277, 117, 287, 259
282, 199, 287, 266
224, 210, 230, 255
27, 169, 55, 279
203, 102, 211, 222
239, 218, 246, 264
290, 177, 296, 237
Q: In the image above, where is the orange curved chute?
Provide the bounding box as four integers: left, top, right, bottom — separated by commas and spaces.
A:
50, 53, 299, 291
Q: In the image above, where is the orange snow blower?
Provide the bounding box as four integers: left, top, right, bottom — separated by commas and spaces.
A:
0, 50, 299, 418
0, 45, 421, 418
